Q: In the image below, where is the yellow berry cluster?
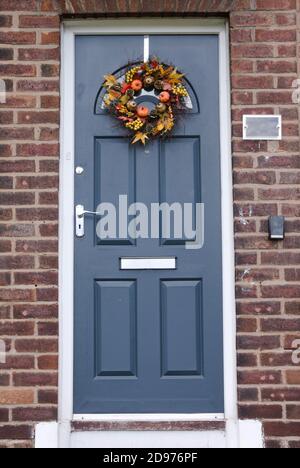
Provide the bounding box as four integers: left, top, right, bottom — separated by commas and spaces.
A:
125, 119, 145, 131
172, 84, 188, 97
125, 66, 141, 83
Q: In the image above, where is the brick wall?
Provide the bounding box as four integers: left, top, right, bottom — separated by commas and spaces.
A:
0, 0, 299, 448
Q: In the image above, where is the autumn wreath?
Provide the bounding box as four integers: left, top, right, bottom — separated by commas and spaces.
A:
102, 58, 189, 145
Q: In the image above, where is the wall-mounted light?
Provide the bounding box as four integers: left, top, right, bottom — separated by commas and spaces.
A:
269, 216, 285, 241
243, 115, 282, 141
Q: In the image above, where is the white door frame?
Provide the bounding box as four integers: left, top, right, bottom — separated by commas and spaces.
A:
59, 18, 238, 448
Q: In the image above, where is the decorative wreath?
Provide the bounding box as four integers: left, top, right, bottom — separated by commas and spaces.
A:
102, 58, 189, 145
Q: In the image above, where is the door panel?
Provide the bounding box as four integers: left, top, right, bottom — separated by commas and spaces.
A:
95, 280, 137, 378
161, 280, 203, 377
160, 137, 201, 244
74, 34, 224, 414
94, 138, 136, 245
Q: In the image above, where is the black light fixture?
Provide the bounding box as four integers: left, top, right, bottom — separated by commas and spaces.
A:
269, 216, 285, 241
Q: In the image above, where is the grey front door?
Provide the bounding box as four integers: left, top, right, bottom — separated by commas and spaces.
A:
74, 34, 224, 414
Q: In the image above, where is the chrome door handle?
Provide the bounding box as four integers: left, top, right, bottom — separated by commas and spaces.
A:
76, 204, 101, 238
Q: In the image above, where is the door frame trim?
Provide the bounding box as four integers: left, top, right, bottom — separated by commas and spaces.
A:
59, 18, 238, 448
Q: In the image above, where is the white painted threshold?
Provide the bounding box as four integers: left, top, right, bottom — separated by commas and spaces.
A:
73, 413, 225, 422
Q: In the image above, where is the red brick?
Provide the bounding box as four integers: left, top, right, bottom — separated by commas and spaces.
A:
41, 96, 60, 109
262, 319, 300, 332
13, 304, 58, 320
17, 80, 59, 92
18, 47, 59, 61
38, 389, 57, 404
235, 253, 258, 265
13, 372, 58, 387
262, 252, 300, 265
237, 335, 280, 351
0, 145, 12, 157
37, 355, 58, 370
0, 176, 13, 189
38, 322, 58, 336
257, 91, 293, 105
0, 240, 12, 252
258, 156, 300, 169
0, 256, 34, 270
0, 192, 35, 206
0, 356, 35, 370
256, 29, 296, 42
39, 192, 58, 205
41, 31, 60, 45
0, 0, 37, 11
0, 305, 10, 319
39, 256, 58, 273
0, 64, 36, 77
0, 273, 11, 286
41, 64, 59, 78
0, 409, 9, 423
231, 44, 274, 59
0, 289, 35, 302
0, 321, 34, 336
286, 371, 300, 385
0, 127, 34, 140
287, 406, 300, 420
0, 210, 13, 222
238, 388, 259, 402
39, 129, 59, 142
236, 302, 281, 316
262, 285, 300, 299
260, 352, 295, 367
14, 271, 58, 286
0, 118, 13, 136
0, 224, 35, 238
0, 15, 12, 27
39, 225, 58, 238
232, 75, 274, 89
16, 176, 58, 190
262, 388, 300, 402
237, 352, 258, 367
236, 285, 258, 299
0, 375, 10, 386
16, 144, 59, 157
16, 208, 58, 222
236, 268, 279, 282
15, 339, 58, 353
256, 0, 296, 9
238, 370, 282, 385
0, 48, 13, 60
0, 32, 36, 45
16, 240, 58, 253
264, 422, 300, 438
36, 288, 58, 302
19, 15, 59, 29
13, 407, 57, 422
0, 425, 33, 440
239, 404, 283, 420
18, 111, 59, 125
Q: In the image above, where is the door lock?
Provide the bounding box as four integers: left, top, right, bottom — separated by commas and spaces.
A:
75, 204, 101, 238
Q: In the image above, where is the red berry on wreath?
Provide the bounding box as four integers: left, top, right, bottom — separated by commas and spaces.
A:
137, 105, 150, 118
132, 80, 143, 92
159, 92, 170, 103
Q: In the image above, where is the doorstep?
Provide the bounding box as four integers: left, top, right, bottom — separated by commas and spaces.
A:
71, 420, 226, 432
